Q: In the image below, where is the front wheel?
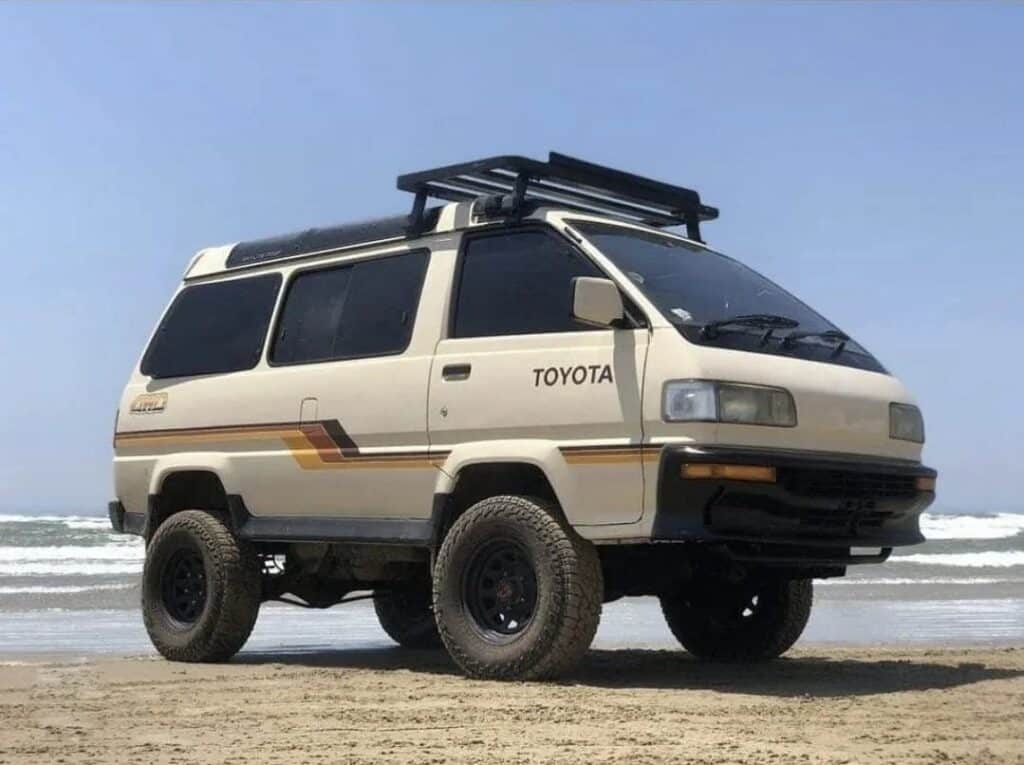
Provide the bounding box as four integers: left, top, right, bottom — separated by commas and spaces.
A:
142, 510, 261, 662
433, 495, 603, 681
660, 577, 812, 661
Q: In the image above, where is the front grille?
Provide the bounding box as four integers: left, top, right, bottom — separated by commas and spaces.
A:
782, 469, 917, 499
801, 506, 893, 532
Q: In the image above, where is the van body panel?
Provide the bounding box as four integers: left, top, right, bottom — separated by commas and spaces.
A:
428, 328, 649, 526
113, 201, 932, 548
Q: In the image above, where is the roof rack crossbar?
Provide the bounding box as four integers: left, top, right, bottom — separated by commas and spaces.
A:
423, 177, 680, 226
398, 152, 717, 241
475, 167, 684, 218
416, 172, 686, 227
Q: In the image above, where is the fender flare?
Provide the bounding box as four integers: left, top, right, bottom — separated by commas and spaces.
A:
147, 453, 240, 499
432, 440, 582, 522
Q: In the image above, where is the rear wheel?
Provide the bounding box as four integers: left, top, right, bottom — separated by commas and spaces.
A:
142, 510, 261, 662
660, 577, 812, 661
373, 581, 441, 649
433, 495, 602, 681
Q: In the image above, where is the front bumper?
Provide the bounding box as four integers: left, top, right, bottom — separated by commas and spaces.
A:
654, 445, 936, 548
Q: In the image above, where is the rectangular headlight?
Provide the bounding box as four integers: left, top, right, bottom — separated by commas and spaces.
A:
663, 381, 796, 426
890, 403, 925, 443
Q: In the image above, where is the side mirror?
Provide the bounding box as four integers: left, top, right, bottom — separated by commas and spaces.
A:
572, 277, 625, 328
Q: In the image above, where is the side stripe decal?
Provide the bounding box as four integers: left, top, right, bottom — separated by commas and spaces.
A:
115, 420, 658, 469
560, 445, 661, 465
115, 420, 439, 471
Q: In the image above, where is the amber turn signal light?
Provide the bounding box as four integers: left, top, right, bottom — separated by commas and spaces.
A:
915, 476, 937, 492
681, 463, 777, 483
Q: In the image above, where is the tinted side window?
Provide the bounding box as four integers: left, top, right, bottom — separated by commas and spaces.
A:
271, 250, 428, 364
453, 230, 603, 338
142, 274, 281, 379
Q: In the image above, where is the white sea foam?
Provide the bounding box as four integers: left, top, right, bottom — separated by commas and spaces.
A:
817, 577, 1007, 586
920, 512, 1024, 540
0, 514, 106, 524
0, 583, 135, 595
893, 551, 1024, 568
0, 546, 144, 563
62, 519, 114, 530
0, 562, 143, 576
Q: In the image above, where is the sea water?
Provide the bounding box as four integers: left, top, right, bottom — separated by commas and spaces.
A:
0, 511, 1021, 656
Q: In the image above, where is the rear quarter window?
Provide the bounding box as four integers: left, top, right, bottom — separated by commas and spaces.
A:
141, 274, 281, 379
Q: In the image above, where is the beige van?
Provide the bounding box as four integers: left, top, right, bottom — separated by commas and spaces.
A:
110, 153, 936, 679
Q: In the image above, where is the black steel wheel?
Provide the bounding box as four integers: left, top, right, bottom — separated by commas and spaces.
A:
143, 510, 261, 662
161, 547, 207, 624
373, 579, 441, 649
660, 577, 813, 661
433, 495, 603, 681
463, 539, 538, 640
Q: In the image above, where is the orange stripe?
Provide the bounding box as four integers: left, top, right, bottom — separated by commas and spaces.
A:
114, 423, 655, 469
114, 422, 438, 471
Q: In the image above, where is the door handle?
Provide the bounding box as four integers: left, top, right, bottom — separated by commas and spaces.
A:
442, 363, 472, 381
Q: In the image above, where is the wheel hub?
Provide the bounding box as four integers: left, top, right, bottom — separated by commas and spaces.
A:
464, 540, 538, 639
161, 547, 207, 624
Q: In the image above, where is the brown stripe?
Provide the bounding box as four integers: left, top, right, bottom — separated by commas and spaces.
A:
114, 419, 443, 470
115, 420, 654, 469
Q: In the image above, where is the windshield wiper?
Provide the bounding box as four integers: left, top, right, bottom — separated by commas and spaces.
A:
782, 329, 850, 355
700, 313, 799, 339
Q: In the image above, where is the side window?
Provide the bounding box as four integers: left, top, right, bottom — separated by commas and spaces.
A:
271, 250, 429, 365
452, 230, 603, 338
141, 274, 281, 379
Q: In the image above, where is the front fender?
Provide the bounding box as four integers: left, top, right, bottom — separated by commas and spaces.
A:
433, 440, 582, 522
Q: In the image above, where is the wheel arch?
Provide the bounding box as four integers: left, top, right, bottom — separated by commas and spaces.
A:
430, 455, 573, 552
146, 457, 238, 539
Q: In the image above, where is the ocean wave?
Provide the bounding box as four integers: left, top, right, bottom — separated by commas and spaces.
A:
0, 583, 135, 595
817, 576, 1008, 585
0, 545, 144, 563
0, 514, 107, 524
920, 512, 1024, 540
893, 551, 1024, 568
0, 562, 143, 576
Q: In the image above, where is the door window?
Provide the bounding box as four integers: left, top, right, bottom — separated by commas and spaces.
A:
452, 229, 603, 338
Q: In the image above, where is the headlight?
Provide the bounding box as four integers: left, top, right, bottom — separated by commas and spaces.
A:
890, 403, 925, 443
663, 381, 796, 426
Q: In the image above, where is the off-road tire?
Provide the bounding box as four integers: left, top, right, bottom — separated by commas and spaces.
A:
374, 582, 441, 649
660, 578, 812, 661
142, 510, 261, 662
433, 495, 603, 681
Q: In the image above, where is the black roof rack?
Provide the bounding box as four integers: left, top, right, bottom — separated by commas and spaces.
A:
397, 151, 718, 242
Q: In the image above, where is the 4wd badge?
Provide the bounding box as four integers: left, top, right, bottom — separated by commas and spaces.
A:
130, 392, 168, 414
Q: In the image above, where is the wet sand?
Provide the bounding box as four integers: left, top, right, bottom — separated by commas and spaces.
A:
1, 646, 1021, 764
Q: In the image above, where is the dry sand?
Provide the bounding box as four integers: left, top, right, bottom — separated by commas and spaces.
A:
0, 646, 1022, 764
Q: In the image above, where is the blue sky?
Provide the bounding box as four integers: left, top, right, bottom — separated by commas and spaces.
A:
1, 2, 1021, 513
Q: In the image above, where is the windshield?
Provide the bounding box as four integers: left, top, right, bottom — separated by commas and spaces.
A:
571, 221, 885, 373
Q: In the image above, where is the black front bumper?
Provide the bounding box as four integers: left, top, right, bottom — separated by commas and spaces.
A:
654, 445, 936, 549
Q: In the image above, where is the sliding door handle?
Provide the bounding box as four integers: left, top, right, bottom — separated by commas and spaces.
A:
442, 363, 472, 381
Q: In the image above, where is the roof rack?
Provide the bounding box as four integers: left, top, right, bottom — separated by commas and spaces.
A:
397, 151, 719, 242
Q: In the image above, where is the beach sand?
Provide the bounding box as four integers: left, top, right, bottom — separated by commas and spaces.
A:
0, 646, 1021, 764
